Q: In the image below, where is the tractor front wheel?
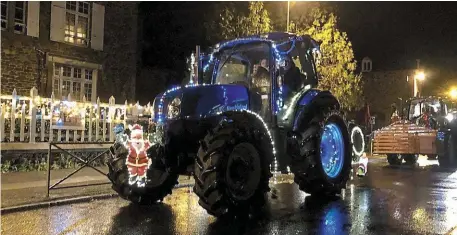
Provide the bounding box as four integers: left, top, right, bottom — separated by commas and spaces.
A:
107, 143, 179, 204
193, 112, 273, 217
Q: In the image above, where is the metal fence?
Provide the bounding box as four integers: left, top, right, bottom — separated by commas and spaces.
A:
46, 141, 112, 198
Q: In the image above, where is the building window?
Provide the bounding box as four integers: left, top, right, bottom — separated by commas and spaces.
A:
65, 1, 90, 46
14, 1, 26, 33
361, 57, 372, 73
1, 1, 7, 30
53, 63, 96, 101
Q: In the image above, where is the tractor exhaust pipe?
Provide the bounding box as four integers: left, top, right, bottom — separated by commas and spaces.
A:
195, 45, 201, 84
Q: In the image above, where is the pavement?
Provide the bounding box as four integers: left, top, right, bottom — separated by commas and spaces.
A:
0, 167, 195, 209
2, 155, 457, 235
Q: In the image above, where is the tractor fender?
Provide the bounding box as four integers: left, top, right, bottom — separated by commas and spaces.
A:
278, 89, 340, 131
217, 110, 276, 164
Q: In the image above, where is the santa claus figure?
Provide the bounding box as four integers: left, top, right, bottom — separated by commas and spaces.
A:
125, 124, 152, 187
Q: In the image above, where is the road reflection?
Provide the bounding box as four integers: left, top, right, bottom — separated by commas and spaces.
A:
2, 157, 457, 235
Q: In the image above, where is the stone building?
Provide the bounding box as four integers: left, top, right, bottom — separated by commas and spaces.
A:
360, 57, 417, 128
1, 1, 139, 102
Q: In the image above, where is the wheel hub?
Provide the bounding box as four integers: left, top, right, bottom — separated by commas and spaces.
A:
226, 143, 261, 201
320, 123, 345, 178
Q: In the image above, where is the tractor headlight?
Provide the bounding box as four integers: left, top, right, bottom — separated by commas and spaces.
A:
446, 113, 454, 122
167, 97, 181, 119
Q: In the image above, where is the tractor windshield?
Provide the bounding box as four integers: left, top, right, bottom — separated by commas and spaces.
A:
204, 42, 271, 88
409, 99, 443, 120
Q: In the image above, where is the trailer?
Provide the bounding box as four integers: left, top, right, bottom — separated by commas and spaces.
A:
372, 96, 456, 166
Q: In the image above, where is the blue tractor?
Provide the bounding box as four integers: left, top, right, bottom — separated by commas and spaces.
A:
108, 32, 353, 217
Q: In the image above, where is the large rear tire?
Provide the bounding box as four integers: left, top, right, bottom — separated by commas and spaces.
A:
107, 143, 179, 204
193, 111, 273, 217
291, 109, 352, 196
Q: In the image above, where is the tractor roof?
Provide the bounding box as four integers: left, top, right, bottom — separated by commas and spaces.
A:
213, 32, 319, 53
407, 96, 453, 105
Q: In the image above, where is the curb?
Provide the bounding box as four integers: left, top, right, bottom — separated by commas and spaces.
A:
1, 183, 195, 214
1, 193, 119, 214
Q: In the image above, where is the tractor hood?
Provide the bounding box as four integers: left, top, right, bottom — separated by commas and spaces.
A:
151, 84, 250, 123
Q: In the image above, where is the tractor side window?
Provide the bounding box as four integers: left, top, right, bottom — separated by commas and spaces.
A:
276, 41, 313, 102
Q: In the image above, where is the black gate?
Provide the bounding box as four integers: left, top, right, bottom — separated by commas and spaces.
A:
46, 142, 113, 198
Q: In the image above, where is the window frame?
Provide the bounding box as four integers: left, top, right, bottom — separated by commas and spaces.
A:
13, 1, 26, 34
1, 1, 7, 30
64, 1, 91, 46
52, 63, 96, 102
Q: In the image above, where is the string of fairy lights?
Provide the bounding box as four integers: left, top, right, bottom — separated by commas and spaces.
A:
0, 95, 152, 134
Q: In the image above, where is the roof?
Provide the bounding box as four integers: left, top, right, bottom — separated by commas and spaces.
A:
214, 32, 318, 52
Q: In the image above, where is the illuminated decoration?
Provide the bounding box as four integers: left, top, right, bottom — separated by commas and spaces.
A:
356, 152, 368, 177
51, 100, 85, 130
119, 124, 153, 187
188, 52, 196, 84
203, 54, 214, 72
351, 126, 365, 157
216, 109, 278, 173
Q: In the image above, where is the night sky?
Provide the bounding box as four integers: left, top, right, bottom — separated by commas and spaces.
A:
137, 1, 457, 100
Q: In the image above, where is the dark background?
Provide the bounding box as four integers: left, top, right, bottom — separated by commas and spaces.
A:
136, 1, 457, 102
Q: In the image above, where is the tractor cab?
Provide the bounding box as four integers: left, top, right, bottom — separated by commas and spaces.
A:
402, 96, 451, 129
200, 33, 321, 123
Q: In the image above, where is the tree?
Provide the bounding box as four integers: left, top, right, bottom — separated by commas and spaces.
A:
289, 9, 363, 110
205, 2, 272, 42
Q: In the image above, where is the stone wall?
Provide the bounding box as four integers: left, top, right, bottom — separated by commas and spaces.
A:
1, 2, 139, 102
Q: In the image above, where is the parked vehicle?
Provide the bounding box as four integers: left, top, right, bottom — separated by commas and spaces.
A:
107, 32, 353, 217
373, 96, 456, 166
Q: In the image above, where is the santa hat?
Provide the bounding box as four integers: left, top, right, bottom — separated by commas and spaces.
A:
130, 124, 143, 140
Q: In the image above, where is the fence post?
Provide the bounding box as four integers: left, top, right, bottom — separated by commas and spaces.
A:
88, 98, 93, 141
0, 104, 5, 142
132, 101, 139, 120
81, 96, 86, 142
29, 87, 38, 143
19, 101, 25, 142
109, 96, 115, 142
10, 89, 17, 141
95, 97, 100, 141
65, 93, 73, 142
49, 92, 54, 142
40, 104, 45, 142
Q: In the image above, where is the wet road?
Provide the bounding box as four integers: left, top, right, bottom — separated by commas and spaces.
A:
2, 156, 457, 235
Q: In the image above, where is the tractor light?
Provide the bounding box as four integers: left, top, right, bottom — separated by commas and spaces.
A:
445, 113, 454, 122
167, 97, 181, 119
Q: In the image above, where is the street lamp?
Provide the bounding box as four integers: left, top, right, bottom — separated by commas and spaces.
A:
286, 1, 295, 32
413, 71, 425, 97
450, 87, 457, 100
287, 1, 290, 32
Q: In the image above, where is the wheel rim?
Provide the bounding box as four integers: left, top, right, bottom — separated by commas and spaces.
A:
320, 123, 345, 178
226, 143, 261, 201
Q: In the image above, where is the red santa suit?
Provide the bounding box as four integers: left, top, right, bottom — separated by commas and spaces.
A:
125, 124, 151, 185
